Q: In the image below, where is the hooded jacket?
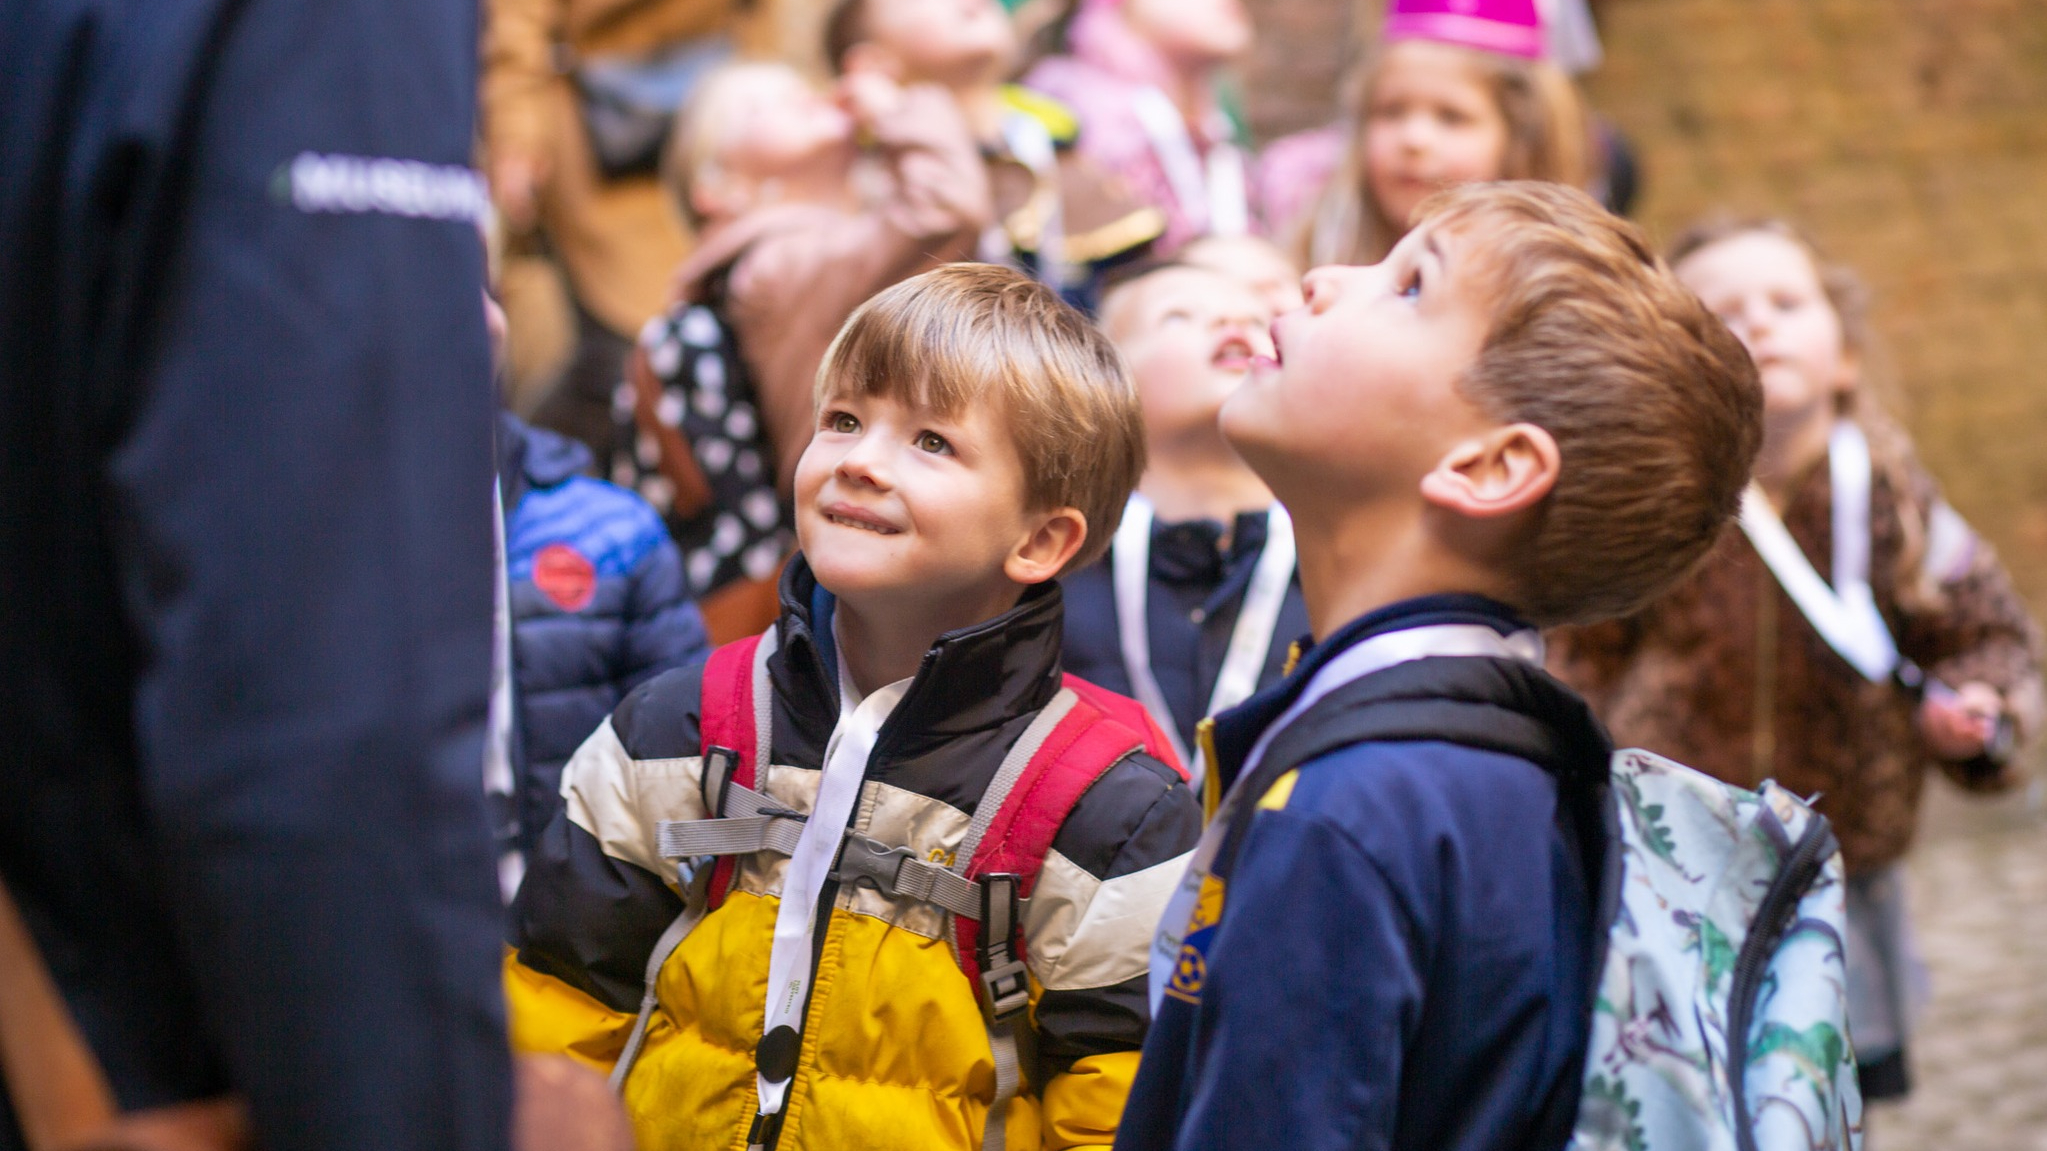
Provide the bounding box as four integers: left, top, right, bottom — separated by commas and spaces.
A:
1118, 595, 1605, 1151
498, 413, 709, 854
507, 559, 1201, 1150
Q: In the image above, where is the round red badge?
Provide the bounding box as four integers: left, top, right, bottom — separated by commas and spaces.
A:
533, 543, 597, 612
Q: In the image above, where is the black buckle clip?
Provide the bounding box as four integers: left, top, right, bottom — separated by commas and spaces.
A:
830, 835, 915, 895
701, 746, 739, 816
976, 873, 1029, 1022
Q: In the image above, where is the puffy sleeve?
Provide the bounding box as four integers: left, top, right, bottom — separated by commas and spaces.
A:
1028, 756, 1200, 1148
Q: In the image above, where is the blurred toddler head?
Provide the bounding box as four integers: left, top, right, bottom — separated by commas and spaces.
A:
665, 62, 857, 227
1101, 263, 1275, 448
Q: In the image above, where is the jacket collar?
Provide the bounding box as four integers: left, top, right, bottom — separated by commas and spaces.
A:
770, 555, 1067, 756
496, 412, 593, 509
1209, 593, 1535, 786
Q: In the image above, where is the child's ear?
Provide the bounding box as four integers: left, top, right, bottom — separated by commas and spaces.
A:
1005, 507, 1088, 586
1418, 423, 1560, 519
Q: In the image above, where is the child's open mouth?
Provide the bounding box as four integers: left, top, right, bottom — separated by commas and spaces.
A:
1211, 336, 1256, 372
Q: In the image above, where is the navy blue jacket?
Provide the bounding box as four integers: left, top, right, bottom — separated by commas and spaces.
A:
1, 2, 510, 1148
499, 414, 708, 852
1117, 596, 1604, 1151
1061, 508, 1311, 756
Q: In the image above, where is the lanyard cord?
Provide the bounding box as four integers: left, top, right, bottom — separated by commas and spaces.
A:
1112, 494, 1296, 783
1146, 622, 1546, 1011
1129, 86, 1248, 237
1738, 420, 1899, 683
751, 638, 909, 1141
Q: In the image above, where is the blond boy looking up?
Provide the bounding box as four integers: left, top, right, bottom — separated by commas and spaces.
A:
513, 264, 1200, 1151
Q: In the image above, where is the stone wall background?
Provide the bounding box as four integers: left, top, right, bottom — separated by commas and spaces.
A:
1239, 0, 2047, 615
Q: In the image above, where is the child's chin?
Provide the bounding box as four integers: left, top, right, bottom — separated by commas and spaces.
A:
806, 555, 916, 603
1217, 389, 1276, 452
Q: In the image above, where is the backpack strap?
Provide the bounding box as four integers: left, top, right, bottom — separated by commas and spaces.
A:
696, 631, 775, 909
635, 660, 1148, 1141
1213, 658, 1612, 893
1063, 672, 1186, 779
949, 687, 1146, 1151
612, 630, 777, 1093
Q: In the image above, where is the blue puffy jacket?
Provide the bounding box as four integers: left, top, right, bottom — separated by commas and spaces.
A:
499, 414, 709, 854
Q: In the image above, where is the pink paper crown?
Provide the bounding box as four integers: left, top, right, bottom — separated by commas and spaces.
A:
1383, 0, 1547, 60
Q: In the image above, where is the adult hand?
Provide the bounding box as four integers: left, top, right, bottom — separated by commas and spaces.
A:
1917, 680, 2003, 760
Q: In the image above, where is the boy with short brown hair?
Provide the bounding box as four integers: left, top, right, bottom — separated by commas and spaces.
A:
514, 263, 1199, 1151
1116, 182, 1762, 1151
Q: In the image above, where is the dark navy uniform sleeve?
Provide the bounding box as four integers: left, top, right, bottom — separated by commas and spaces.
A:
1, 2, 511, 1149
1146, 785, 1421, 1151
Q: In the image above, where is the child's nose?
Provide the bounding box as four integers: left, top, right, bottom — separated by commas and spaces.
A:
1302, 266, 1346, 312
834, 432, 892, 487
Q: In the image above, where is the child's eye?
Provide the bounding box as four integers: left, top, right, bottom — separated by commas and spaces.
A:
915, 431, 952, 455
1400, 270, 1422, 300
826, 411, 860, 434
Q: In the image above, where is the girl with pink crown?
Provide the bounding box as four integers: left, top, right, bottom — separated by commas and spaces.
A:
1024, 0, 1255, 255
1257, 0, 1593, 267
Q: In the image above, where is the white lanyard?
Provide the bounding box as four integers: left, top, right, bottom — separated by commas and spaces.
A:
485, 480, 521, 901
1001, 111, 1069, 293
1130, 86, 1248, 237
1112, 494, 1296, 783
1146, 621, 1545, 1011
755, 635, 910, 1124
1738, 420, 1899, 683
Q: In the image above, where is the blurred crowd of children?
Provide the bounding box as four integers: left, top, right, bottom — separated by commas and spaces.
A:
475, 0, 2042, 1148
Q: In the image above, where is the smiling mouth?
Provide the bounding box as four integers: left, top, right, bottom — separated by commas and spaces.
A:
825, 511, 902, 535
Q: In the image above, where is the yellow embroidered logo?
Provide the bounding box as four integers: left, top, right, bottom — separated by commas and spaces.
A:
1163, 874, 1227, 1004
1165, 946, 1207, 1002
927, 847, 956, 867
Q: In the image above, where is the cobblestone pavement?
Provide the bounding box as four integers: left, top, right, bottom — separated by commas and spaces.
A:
1863, 777, 2047, 1150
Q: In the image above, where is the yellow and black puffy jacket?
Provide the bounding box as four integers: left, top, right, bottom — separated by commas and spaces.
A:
507, 562, 1202, 1151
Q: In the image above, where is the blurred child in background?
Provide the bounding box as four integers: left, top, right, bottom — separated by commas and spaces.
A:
613, 61, 990, 640
1026, 0, 1256, 254
1257, 0, 1591, 267
1178, 233, 1304, 313
1062, 261, 1308, 781
1550, 218, 2045, 1104
480, 286, 711, 898
826, 0, 1163, 312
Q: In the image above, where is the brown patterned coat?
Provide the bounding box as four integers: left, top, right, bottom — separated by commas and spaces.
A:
1550, 422, 2043, 876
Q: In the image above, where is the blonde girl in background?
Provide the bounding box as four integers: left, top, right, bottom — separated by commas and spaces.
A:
1256, 0, 1591, 267
1551, 218, 2045, 1105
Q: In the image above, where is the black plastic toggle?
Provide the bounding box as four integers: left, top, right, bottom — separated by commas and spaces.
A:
755, 1024, 800, 1084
